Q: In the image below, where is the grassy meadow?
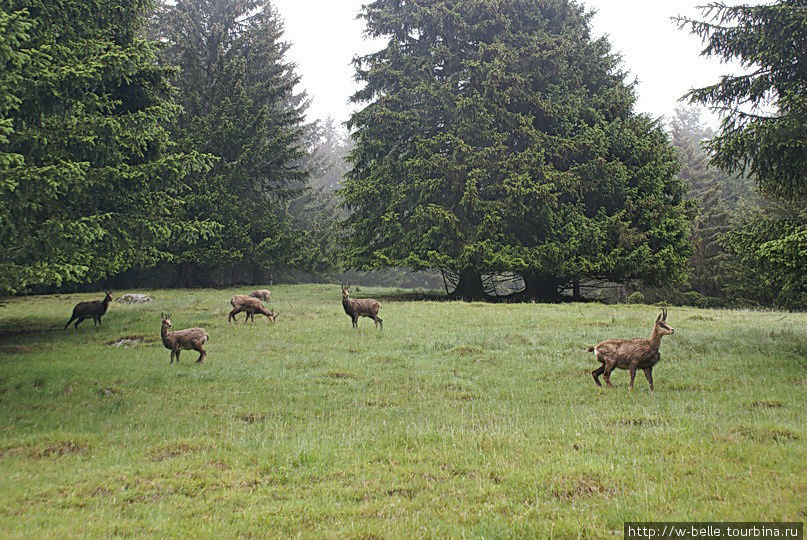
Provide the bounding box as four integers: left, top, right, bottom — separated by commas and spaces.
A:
0, 285, 805, 538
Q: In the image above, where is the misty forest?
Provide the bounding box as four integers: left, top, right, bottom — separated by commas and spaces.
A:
0, 0, 805, 537
0, 0, 803, 308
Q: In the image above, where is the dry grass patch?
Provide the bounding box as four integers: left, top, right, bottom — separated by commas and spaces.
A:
550, 473, 616, 501
148, 441, 208, 461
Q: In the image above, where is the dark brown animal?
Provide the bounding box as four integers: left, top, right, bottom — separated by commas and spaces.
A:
64, 291, 113, 329
342, 284, 382, 330
228, 295, 277, 323
250, 289, 271, 302
588, 308, 674, 390
160, 313, 208, 364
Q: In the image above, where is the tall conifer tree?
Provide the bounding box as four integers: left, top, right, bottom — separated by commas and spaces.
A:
0, 0, 214, 294
677, 1, 806, 309
676, 1, 807, 201
153, 0, 310, 285
343, 0, 690, 300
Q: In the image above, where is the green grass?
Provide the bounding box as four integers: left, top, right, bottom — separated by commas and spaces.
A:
0, 285, 805, 538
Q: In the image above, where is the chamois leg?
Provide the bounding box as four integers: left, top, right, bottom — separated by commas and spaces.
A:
228, 309, 238, 323
591, 364, 605, 387
373, 315, 383, 330
643, 367, 654, 391
352, 315, 358, 329
64, 315, 77, 330
629, 364, 638, 390
170, 350, 175, 364
602, 363, 615, 388
196, 347, 206, 364
74, 317, 86, 328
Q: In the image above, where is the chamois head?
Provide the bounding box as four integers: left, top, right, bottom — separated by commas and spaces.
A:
104, 291, 113, 302
341, 284, 350, 300
161, 313, 173, 329
654, 308, 674, 336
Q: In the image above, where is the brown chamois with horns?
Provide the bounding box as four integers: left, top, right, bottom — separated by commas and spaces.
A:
228, 295, 277, 323
64, 291, 113, 329
341, 284, 382, 329
250, 289, 271, 302
160, 313, 208, 364
588, 308, 675, 390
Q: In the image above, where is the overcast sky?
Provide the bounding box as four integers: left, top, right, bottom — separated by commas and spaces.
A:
270, 0, 760, 128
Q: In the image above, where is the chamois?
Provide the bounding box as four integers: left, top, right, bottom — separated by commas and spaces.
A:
228, 295, 277, 323
588, 308, 675, 390
160, 313, 208, 364
341, 284, 382, 329
250, 289, 271, 302
64, 291, 113, 330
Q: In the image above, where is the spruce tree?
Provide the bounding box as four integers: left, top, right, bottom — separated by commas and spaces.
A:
677, 1, 806, 309
676, 1, 807, 201
0, 0, 214, 294
288, 118, 351, 275
343, 0, 690, 300
153, 0, 310, 285
658, 106, 761, 304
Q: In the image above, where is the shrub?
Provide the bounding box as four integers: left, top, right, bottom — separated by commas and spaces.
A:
627, 292, 645, 304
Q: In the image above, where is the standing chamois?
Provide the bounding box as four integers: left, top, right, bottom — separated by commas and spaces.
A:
341, 284, 382, 329
64, 291, 113, 330
250, 289, 271, 302
228, 295, 277, 323
160, 313, 208, 364
588, 308, 675, 390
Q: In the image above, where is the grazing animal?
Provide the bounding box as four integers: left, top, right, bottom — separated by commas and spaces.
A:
250, 289, 271, 302
228, 295, 277, 323
341, 284, 382, 330
160, 313, 208, 364
588, 308, 675, 390
64, 291, 113, 330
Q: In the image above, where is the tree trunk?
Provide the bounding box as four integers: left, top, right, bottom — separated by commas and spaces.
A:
451, 268, 486, 301
523, 272, 561, 302
572, 279, 582, 301
440, 268, 450, 296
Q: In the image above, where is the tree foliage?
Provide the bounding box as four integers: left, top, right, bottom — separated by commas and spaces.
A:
722, 202, 806, 309
676, 1, 807, 201
343, 0, 690, 300
0, 0, 215, 294
640, 106, 805, 310
668, 106, 757, 301
152, 0, 311, 284
288, 118, 352, 275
